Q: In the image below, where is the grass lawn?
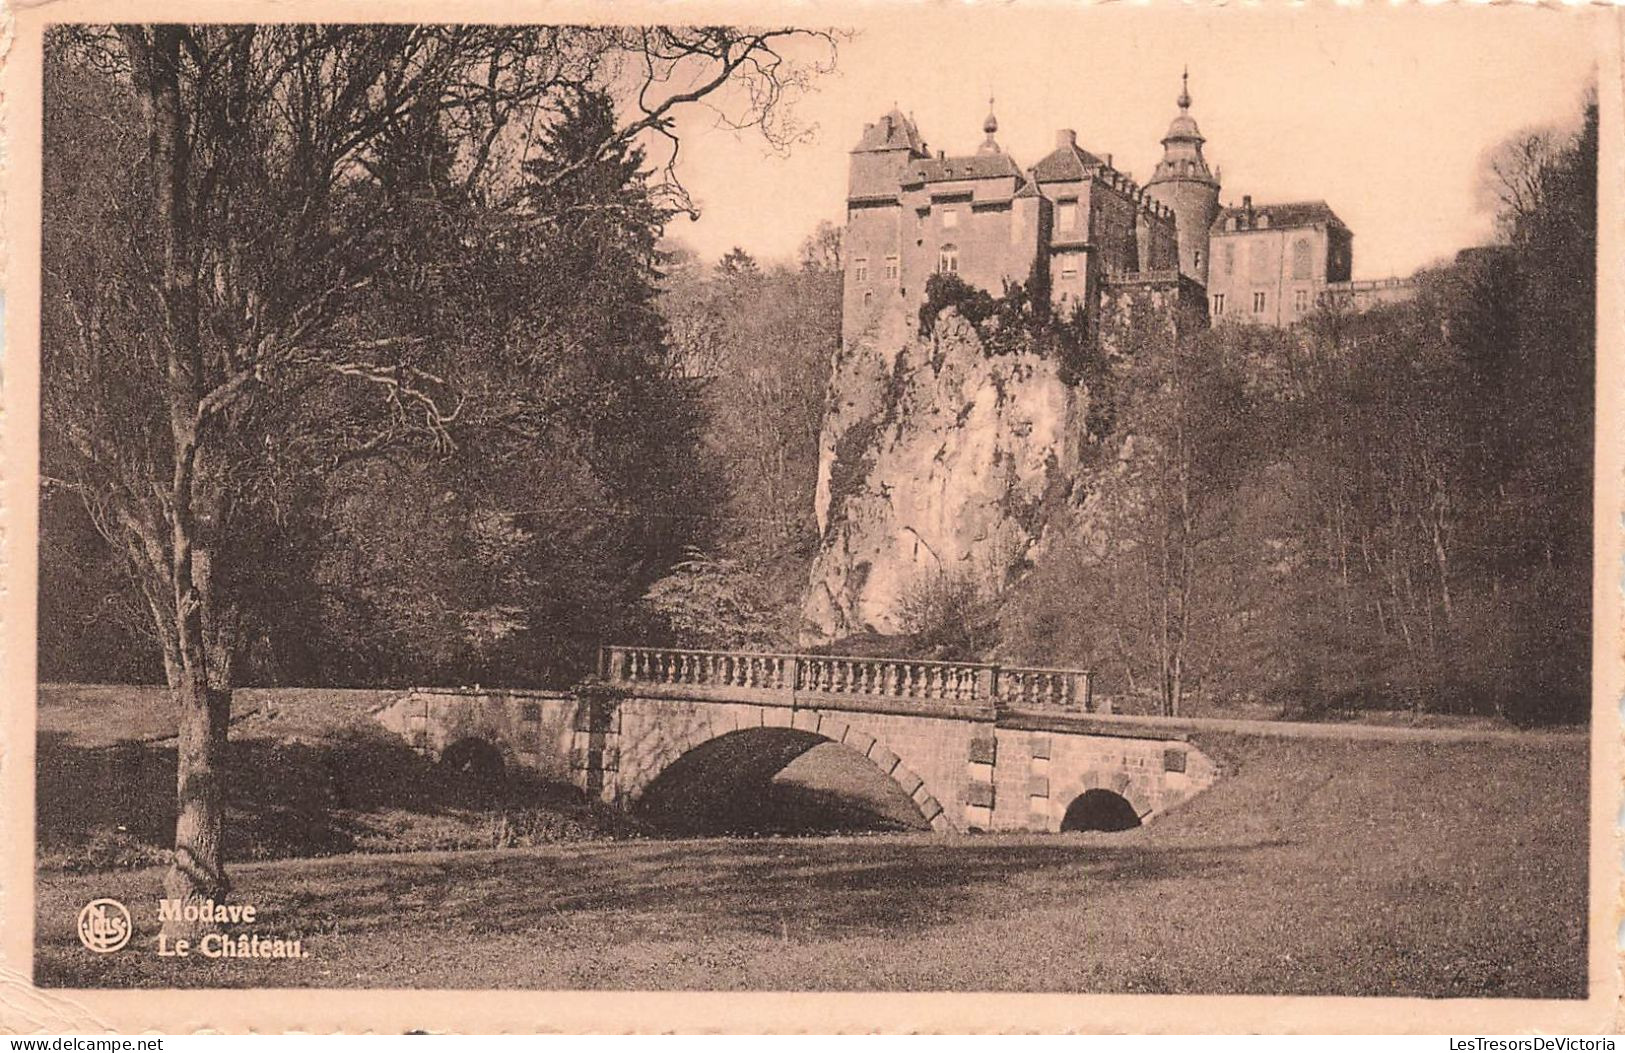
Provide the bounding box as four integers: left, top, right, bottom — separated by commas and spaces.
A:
35, 727, 1589, 996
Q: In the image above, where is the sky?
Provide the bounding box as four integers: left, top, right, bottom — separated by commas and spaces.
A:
662, 7, 1599, 281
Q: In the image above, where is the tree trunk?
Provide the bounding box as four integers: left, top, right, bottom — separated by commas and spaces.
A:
162, 665, 231, 937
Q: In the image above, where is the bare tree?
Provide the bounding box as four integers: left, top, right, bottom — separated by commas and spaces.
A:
41, 23, 838, 931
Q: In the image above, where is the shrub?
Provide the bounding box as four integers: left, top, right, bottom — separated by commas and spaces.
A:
897, 569, 996, 661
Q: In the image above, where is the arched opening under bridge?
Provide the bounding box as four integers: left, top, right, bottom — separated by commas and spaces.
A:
1060, 789, 1143, 833
634, 727, 933, 837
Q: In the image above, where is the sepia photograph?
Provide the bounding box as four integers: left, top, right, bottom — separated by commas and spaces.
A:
2, 0, 1619, 1034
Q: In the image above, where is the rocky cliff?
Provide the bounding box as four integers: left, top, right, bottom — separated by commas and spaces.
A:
800, 276, 1200, 647
799, 306, 1094, 644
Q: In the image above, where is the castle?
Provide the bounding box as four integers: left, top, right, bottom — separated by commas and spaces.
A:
842, 75, 1415, 349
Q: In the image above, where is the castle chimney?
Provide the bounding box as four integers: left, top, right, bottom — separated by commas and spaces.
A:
1243, 194, 1252, 211
1105, 153, 1113, 169
1056, 128, 1077, 149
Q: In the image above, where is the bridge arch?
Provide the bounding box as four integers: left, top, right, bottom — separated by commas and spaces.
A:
1060, 767, 1155, 830
623, 709, 953, 833
1060, 789, 1142, 832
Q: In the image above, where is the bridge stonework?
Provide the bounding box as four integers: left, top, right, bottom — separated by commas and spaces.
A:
373, 647, 1219, 833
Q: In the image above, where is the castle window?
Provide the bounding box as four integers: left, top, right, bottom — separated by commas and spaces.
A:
1211, 293, 1226, 315
1291, 238, 1312, 280
938, 244, 959, 275
1193, 249, 1203, 272
942, 208, 960, 229
1057, 201, 1077, 230
863, 290, 874, 306
1223, 243, 1236, 276
1252, 291, 1267, 314
884, 255, 899, 280
854, 257, 869, 283
1294, 288, 1310, 314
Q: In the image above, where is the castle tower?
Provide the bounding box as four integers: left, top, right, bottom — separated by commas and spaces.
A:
843, 108, 929, 350
1145, 69, 1221, 285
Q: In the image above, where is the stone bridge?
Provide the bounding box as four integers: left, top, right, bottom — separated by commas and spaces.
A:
373, 646, 1219, 833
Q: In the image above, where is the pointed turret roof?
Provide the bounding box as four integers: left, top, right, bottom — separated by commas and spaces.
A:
977, 96, 1002, 155
1147, 69, 1217, 190
852, 107, 928, 155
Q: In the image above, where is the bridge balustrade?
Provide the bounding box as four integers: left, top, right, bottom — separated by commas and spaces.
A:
599, 645, 1096, 715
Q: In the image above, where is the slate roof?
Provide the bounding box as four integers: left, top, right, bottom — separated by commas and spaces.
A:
1215, 200, 1347, 231
906, 152, 1025, 184
1031, 142, 1108, 183
852, 109, 927, 154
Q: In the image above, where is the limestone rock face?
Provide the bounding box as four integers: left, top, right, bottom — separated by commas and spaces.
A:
800, 310, 1091, 644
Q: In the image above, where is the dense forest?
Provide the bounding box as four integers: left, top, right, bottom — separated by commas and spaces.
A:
41, 78, 1594, 726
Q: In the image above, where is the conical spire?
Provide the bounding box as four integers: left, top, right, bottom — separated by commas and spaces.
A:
1178, 66, 1191, 111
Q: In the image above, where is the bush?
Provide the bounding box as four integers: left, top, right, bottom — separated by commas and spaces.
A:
897, 570, 996, 661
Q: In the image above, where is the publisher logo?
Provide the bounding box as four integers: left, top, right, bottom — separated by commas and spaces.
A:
76, 898, 132, 953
